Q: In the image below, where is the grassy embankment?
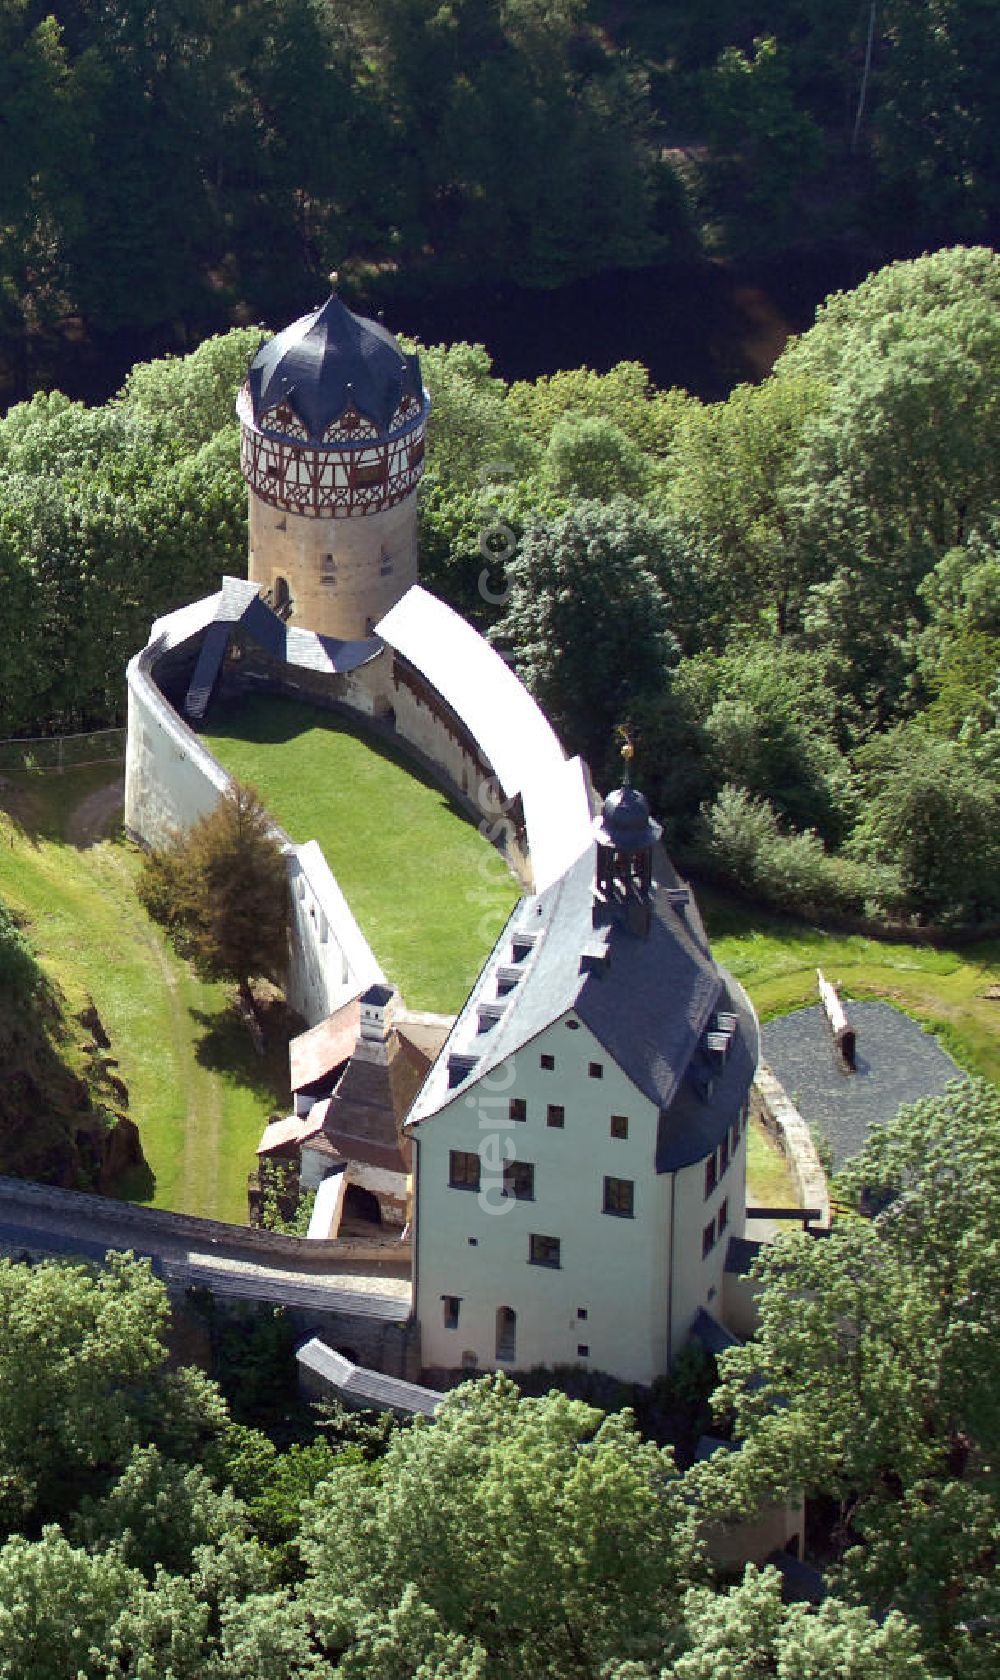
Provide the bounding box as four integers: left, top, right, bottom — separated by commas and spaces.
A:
0, 766, 287, 1222
702, 888, 1000, 1205
201, 695, 520, 1015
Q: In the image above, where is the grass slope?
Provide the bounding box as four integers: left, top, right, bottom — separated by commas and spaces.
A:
0, 768, 288, 1221
201, 695, 520, 1014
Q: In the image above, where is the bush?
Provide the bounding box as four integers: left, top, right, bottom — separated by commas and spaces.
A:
702, 784, 876, 917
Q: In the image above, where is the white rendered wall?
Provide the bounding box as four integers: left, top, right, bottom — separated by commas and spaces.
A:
126, 650, 229, 848
667, 1122, 747, 1361
414, 1015, 674, 1386
414, 1011, 751, 1385
248, 487, 419, 640
286, 841, 385, 1025
126, 606, 385, 1032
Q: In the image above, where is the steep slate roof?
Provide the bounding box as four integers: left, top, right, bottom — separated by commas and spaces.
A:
407, 842, 758, 1174
296, 1338, 441, 1417
247, 293, 424, 442
320, 1034, 429, 1173
655, 973, 758, 1171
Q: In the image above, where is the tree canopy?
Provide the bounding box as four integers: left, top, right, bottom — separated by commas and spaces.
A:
139, 782, 290, 1018
704, 1079, 1000, 1676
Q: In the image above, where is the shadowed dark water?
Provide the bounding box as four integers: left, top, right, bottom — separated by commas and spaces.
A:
2, 247, 874, 411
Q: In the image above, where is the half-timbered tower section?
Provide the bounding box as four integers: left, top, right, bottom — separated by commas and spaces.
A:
237, 286, 429, 640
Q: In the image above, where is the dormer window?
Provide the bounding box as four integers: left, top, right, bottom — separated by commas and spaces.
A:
496, 966, 521, 997
448, 1053, 478, 1089
705, 1030, 731, 1065
511, 933, 537, 963
478, 1003, 505, 1035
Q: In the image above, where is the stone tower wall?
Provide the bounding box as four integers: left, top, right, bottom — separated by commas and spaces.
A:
247, 485, 419, 640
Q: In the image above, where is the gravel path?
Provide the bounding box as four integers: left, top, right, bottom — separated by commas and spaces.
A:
762, 1000, 966, 1169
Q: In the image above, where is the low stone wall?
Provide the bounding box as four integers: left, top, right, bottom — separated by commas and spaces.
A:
751, 1063, 831, 1228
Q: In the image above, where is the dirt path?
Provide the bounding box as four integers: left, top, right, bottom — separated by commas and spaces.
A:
66, 777, 125, 847
87, 835, 224, 1219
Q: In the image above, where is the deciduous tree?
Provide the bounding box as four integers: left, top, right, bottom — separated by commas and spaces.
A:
139, 782, 289, 1021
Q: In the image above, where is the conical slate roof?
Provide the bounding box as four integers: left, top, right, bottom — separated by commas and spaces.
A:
247, 292, 424, 442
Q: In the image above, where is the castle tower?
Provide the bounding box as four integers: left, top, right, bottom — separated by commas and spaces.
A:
236, 283, 429, 640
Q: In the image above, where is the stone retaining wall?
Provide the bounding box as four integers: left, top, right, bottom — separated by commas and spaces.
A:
750, 1063, 831, 1227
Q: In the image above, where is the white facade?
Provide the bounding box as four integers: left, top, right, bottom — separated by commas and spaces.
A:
413, 1012, 749, 1386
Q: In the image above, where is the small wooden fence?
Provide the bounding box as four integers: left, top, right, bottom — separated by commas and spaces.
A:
0, 728, 126, 774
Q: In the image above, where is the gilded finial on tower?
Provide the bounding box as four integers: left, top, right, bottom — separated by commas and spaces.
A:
616, 724, 634, 786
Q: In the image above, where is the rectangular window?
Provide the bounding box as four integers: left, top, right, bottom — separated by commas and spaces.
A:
702, 1219, 716, 1259
442, 1295, 461, 1330
503, 1159, 535, 1201
610, 1114, 629, 1139
540, 1053, 555, 1070
352, 460, 385, 489
705, 1156, 717, 1199
577, 1344, 590, 1358
509, 1097, 527, 1122
718, 1197, 729, 1236
449, 1150, 481, 1192
546, 1104, 565, 1129
729, 1121, 739, 1158
577, 1307, 588, 1320
719, 1135, 730, 1176
588, 1062, 603, 1079
603, 1176, 634, 1218
529, 1233, 561, 1268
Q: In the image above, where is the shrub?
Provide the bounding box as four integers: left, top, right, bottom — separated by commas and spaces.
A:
702, 784, 874, 917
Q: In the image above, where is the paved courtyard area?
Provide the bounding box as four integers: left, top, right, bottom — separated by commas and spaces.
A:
762, 1000, 966, 1169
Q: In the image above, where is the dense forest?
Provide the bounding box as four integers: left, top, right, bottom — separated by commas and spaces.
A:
0, 1078, 997, 1677
0, 245, 996, 927
2, 0, 1000, 396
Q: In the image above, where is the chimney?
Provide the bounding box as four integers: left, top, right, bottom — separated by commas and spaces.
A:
355, 983, 398, 1063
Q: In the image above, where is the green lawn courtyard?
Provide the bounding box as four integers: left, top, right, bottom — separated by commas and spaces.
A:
201, 695, 520, 1015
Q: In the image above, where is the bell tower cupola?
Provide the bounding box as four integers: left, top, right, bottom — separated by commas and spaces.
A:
236, 277, 430, 640
592, 750, 662, 937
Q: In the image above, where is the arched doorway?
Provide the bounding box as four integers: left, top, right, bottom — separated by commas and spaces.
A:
342, 1184, 382, 1230
495, 1306, 516, 1363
